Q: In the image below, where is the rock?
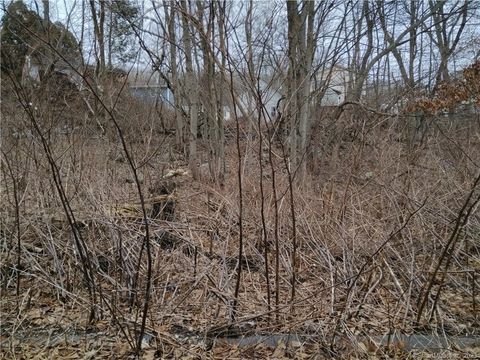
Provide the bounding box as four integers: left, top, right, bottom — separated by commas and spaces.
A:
163, 168, 190, 179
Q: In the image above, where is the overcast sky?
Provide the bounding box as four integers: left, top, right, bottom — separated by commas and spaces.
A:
2, 0, 479, 86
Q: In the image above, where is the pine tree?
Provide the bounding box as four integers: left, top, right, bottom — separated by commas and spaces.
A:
1, 0, 80, 81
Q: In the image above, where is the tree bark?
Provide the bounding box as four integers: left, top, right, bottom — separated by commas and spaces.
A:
216, 0, 227, 180
180, 0, 198, 176
89, 0, 106, 74
428, 0, 469, 87
164, 1, 184, 149
286, 0, 299, 171
286, 0, 316, 179
348, 1, 444, 101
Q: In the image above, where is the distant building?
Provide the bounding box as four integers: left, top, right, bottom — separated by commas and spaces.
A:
237, 77, 284, 121
313, 65, 350, 106
128, 68, 231, 121
128, 69, 173, 105
130, 84, 173, 105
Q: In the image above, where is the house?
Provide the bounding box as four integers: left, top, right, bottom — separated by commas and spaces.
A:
312, 64, 350, 106
236, 77, 284, 121
234, 65, 349, 119
129, 68, 234, 122
128, 69, 173, 105
130, 84, 173, 105
194, 72, 232, 121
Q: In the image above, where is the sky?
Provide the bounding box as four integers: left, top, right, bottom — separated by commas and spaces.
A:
2, 0, 479, 88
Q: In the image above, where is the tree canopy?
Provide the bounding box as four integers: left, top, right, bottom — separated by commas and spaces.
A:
106, 0, 140, 66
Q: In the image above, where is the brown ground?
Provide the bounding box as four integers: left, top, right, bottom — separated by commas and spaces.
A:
1, 91, 479, 358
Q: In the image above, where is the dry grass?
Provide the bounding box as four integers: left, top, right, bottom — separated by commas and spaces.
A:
1, 96, 479, 358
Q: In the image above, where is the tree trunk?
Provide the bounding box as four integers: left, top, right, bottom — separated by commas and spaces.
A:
286, 0, 316, 179
180, 0, 198, 176
216, 1, 227, 180
107, 10, 113, 69
429, 0, 469, 88
286, 0, 299, 171
89, 0, 106, 74
99, 1, 105, 71
297, 0, 314, 179
165, 2, 183, 149
42, 0, 49, 28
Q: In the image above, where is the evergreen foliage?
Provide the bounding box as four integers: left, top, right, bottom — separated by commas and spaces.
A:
106, 0, 140, 66
1, 0, 80, 81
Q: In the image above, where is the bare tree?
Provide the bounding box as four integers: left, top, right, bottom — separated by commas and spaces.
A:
180, 0, 199, 175
89, 0, 106, 74
347, 1, 444, 101
286, 0, 316, 177
427, 0, 470, 86
164, 1, 184, 149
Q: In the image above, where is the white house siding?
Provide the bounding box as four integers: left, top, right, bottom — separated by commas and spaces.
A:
237, 79, 283, 121
264, 89, 283, 118
317, 66, 349, 106
130, 85, 173, 106
222, 106, 231, 121
322, 88, 343, 106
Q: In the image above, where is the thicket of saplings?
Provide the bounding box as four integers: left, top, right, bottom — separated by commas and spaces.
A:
1, 76, 479, 357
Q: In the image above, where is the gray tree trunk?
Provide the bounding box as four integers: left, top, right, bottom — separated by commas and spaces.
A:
287, 0, 316, 179
165, 2, 184, 149
180, 0, 198, 176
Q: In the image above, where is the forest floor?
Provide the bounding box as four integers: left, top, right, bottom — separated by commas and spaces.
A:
1, 108, 480, 359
